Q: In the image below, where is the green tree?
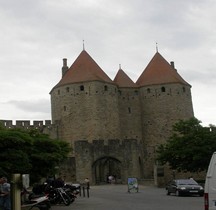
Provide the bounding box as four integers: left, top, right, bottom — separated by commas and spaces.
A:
30, 136, 70, 182
157, 117, 216, 172
0, 129, 33, 176
0, 128, 70, 183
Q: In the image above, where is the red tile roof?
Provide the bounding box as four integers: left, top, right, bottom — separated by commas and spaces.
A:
114, 69, 138, 88
136, 52, 191, 87
55, 50, 113, 88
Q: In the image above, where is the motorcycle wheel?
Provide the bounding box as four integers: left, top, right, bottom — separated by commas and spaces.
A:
68, 192, 75, 203
48, 195, 58, 205
62, 194, 71, 206
35, 200, 51, 210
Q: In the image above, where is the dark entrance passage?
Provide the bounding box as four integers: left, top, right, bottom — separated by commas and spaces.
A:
92, 156, 121, 184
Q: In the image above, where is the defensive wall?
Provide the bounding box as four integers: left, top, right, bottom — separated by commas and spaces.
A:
74, 139, 141, 184
0, 120, 52, 129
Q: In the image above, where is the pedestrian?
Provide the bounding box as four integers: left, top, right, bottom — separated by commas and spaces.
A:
108, 175, 113, 184
0, 177, 11, 210
84, 178, 90, 189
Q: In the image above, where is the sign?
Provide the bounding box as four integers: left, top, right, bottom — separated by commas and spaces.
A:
127, 177, 138, 193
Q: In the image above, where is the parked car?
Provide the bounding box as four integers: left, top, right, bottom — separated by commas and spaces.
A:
166, 179, 204, 196
204, 151, 216, 210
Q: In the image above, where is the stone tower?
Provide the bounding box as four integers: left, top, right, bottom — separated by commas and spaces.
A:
113, 68, 142, 141
50, 50, 120, 144
136, 52, 194, 179
50, 49, 194, 184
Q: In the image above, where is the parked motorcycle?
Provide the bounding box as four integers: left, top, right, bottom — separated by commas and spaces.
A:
31, 181, 77, 206
64, 183, 80, 196
21, 188, 51, 210
45, 185, 71, 206
63, 184, 80, 203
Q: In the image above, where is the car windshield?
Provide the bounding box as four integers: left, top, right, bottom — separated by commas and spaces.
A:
176, 179, 198, 185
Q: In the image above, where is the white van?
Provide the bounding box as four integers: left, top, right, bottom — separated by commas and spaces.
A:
204, 152, 216, 210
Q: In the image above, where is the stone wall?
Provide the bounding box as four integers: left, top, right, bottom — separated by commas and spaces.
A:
50, 81, 120, 149
75, 139, 141, 184
1, 64, 201, 185
139, 83, 194, 178
0, 120, 51, 129
118, 87, 142, 141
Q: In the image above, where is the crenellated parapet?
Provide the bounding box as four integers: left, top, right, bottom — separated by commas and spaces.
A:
0, 119, 52, 130
74, 138, 141, 183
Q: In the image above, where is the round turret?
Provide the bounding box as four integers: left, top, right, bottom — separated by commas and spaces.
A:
50, 50, 120, 147
136, 52, 194, 178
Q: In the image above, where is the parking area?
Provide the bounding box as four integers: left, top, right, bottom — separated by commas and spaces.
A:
52, 184, 204, 210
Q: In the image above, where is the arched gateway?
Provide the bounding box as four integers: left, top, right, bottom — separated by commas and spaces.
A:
74, 139, 141, 185
92, 156, 121, 184
50, 49, 194, 185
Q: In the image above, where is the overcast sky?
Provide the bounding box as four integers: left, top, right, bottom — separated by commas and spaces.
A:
0, 0, 216, 126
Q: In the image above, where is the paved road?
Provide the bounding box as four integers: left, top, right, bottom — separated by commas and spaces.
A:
52, 184, 204, 210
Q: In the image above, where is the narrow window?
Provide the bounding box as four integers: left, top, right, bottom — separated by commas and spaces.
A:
182, 87, 186, 92
128, 107, 131, 113
134, 90, 139, 95
64, 106, 67, 111
147, 88, 151, 93
58, 90, 60, 95
104, 85, 108, 91
66, 87, 70, 92
80, 85, 84, 91
161, 87, 166, 92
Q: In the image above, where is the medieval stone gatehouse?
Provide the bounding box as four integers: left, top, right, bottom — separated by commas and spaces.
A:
49, 49, 194, 184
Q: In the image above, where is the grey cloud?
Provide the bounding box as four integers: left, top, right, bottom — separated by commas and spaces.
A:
7, 99, 50, 114
0, 0, 215, 125
184, 69, 216, 85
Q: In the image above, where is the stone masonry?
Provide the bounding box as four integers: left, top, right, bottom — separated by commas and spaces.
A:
0, 49, 194, 185
48, 49, 194, 184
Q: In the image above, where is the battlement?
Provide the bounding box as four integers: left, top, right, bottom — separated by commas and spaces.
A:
0, 120, 52, 129
75, 138, 139, 157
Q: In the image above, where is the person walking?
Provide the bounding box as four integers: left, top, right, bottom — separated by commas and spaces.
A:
84, 178, 90, 189
0, 177, 11, 210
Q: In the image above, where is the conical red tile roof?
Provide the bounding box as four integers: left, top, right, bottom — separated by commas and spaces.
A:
114, 69, 138, 88
55, 50, 113, 88
136, 52, 191, 87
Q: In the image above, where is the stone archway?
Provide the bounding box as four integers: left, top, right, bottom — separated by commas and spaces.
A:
92, 156, 121, 184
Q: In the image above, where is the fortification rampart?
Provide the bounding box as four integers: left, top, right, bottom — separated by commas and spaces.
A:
74, 138, 141, 184
0, 120, 52, 129
1, 119, 215, 133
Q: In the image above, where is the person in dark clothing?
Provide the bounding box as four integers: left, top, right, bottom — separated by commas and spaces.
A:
0, 177, 11, 210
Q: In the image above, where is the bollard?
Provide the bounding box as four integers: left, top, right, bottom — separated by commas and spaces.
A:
79, 185, 82, 196
82, 186, 85, 197
79, 185, 81, 196
11, 174, 21, 210
87, 187, 89, 198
